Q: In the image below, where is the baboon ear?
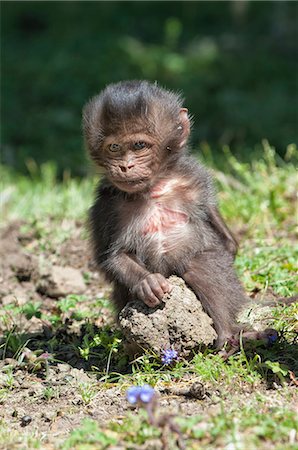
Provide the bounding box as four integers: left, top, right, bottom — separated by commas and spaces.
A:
178, 108, 190, 148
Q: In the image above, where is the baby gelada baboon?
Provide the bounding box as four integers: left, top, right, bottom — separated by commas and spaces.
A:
83, 80, 247, 347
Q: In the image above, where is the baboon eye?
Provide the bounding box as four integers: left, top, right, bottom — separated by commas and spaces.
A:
109, 143, 121, 152
133, 141, 146, 150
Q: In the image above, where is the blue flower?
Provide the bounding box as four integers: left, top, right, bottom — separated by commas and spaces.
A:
139, 385, 155, 403
126, 386, 141, 404
126, 385, 155, 405
268, 333, 278, 345
161, 348, 178, 365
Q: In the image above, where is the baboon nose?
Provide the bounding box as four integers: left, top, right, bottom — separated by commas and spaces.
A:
120, 162, 134, 172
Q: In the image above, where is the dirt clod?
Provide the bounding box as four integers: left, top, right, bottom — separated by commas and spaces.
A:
37, 265, 86, 298
119, 276, 217, 356
10, 253, 38, 281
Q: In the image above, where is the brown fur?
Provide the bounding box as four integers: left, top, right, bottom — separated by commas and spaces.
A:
83, 81, 246, 346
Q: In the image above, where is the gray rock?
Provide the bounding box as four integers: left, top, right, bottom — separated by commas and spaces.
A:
119, 276, 217, 357
9, 253, 38, 282
2, 287, 29, 306
37, 265, 86, 298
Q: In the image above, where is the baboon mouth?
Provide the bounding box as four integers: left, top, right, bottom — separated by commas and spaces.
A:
116, 179, 146, 186
114, 178, 148, 192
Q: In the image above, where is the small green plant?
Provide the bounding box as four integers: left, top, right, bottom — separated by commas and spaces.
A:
0, 388, 9, 403
261, 360, 289, 384
0, 423, 42, 449
42, 386, 60, 401
1, 367, 15, 390
78, 326, 122, 363
192, 351, 263, 385
2, 326, 30, 359
57, 295, 85, 313
22, 302, 42, 320
77, 383, 97, 405
62, 419, 117, 449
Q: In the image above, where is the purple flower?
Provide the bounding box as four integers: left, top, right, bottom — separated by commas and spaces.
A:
126, 385, 155, 405
39, 352, 51, 360
161, 348, 178, 365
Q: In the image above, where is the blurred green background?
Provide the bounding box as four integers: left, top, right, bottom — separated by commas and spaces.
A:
1, 1, 297, 176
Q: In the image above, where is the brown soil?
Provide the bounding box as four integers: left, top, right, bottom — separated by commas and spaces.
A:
0, 221, 297, 448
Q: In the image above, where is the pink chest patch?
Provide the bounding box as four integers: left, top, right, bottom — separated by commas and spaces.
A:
143, 203, 188, 235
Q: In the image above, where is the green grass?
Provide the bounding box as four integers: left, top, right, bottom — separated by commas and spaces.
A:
0, 143, 297, 449
1, 162, 94, 223
2, 141, 297, 296
2, 401, 296, 450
